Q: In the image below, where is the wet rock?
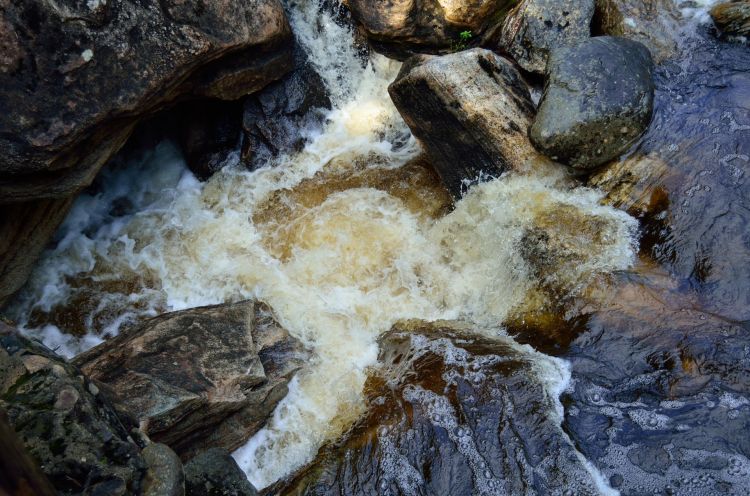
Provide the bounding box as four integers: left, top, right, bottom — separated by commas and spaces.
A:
593, 0, 683, 62
561, 267, 750, 495
73, 300, 309, 459
0, 322, 146, 495
530, 36, 655, 170
184, 448, 258, 496
389, 48, 554, 198
277, 320, 613, 495
588, 36, 750, 321
177, 100, 244, 181
142, 443, 184, 496
495, 0, 594, 74
711, 1, 750, 38
241, 47, 331, 168
347, 0, 518, 57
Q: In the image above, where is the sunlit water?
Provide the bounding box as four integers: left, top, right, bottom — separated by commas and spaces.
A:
5, 0, 651, 490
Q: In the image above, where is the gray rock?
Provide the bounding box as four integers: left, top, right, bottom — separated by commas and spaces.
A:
530, 36, 654, 169
495, 0, 594, 74
184, 448, 258, 496
389, 48, 553, 198
0, 322, 146, 495
142, 443, 185, 496
73, 300, 309, 459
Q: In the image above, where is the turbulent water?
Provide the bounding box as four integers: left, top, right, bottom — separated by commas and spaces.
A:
5, 0, 650, 490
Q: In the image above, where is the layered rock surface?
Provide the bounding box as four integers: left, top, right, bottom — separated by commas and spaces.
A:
389, 48, 554, 198
74, 300, 309, 459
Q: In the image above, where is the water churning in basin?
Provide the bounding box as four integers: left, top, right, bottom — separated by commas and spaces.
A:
8, 0, 639, 489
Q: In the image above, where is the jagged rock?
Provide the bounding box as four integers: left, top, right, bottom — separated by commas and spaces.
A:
73, 300, 309, 459
389, 48, 554, 198
241, 47, 331, 168
588, 37, 750, 322
142, 443, 185, 496
346, 0, 518, 57
593, 0, 683, 62
0, 0, 294, 306
276, 320, 614, 495
530, 36, 654, 169
495, 0, 594, 74
0, 322, 146, 495
184, 448, 258, 496
711, 1, 750, 38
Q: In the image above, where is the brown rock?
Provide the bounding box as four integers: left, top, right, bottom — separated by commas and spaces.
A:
711, 1, 750, 38
74, 300, 309, 459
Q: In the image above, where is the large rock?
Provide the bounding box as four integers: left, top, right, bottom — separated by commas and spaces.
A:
142, 443, 185, 496
711, 1, 750, 38
494, 0, 594, 74
276, 320, 616, 495
389, 48, 553, 198
530, 36, 654, 170
347, 0, 518, 57
0, 322, 146, 495
593, 0, 683, 62
184, 448, 258, 496
0, 0, 294, 306
588, 36, 750, 322
73, 300, 309, 459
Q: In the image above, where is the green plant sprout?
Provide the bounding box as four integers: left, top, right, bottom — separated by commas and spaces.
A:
452, 30, 473, 52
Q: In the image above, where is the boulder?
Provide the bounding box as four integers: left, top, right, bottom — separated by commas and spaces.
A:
588, 36, 750, 322
0, 322, 146, 495
389, 48, 553, 198
0, 0, 294, 306
494, 0, 594, 74
142, 443, 185, 496
711, 1, 750, 38
530, 36, 654, 170
73, 300, 309, 459
346, 0, 518, 57
593, 0, 683, 62
241, 47, 331, 168
184, 448, 258, 496
276, 320, 615, 495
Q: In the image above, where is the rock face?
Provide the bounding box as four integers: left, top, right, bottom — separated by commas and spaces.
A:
389, 48, 551, 198
242, 48, 332, 168
347, 0, 518, 56
0, 322, 145, 495
277, 320, 614, 495
0, 0, 294, 306
496, 0, 594, 74
74, 300, 309, 459
530, 36, 654, 170
711, 1, 750, 38
184, 448, 258, 496
593, 0, 683, 62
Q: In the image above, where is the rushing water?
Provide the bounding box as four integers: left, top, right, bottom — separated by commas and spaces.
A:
6, 0, 645, 490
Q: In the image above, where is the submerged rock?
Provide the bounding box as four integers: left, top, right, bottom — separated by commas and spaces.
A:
74, 300, 309, 459
276, 320, 613, 495
389, 48, 554, 198
593, 0, 683, 62
347, 0, 518, 57
184, 448, 258, 496
496, 0, 594, 74
530, 36, 654, 170
711, 1, 750, 39
0, 322, 146, 495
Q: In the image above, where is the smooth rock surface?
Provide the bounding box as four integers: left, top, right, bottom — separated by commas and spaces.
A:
276, 320, 614, 495
0, 322, 145, 495
74, 300, 309, 459
496, 0, 594, 74
347, 0, 518, 56
142, 443, 185, 496
184, 448, 258, 496
530, 36, 654, 169
389, 48, 553, 198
